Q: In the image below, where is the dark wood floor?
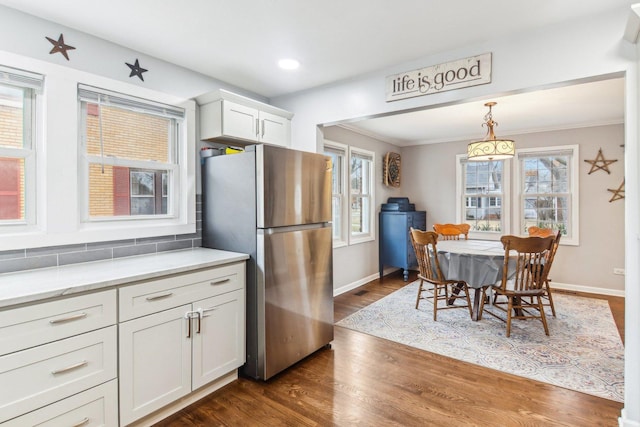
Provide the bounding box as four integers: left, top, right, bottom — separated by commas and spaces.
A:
156, 271, 625, 427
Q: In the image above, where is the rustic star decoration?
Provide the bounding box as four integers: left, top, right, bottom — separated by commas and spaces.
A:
45, 33, 75, 61
584, 148, 617, 175
125, 59, 148, 81
607, 179, 625, 202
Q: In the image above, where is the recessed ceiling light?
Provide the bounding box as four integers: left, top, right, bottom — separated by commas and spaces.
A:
278, 58, 300, 70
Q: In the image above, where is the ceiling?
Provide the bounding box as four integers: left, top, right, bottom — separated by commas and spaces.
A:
0, 0, 631, 145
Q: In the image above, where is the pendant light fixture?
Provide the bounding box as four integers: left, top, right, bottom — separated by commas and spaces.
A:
467, 101, 515, 161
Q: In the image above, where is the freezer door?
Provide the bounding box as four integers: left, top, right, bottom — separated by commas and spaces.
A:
257, 145, 332, 228
258, 225, 333, 379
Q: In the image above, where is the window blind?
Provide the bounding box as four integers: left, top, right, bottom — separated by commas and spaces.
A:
0, 65, 44, 91
78, 84, 185, 119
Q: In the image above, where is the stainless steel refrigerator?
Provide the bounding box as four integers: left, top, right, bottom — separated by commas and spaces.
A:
201, 144, 334, 380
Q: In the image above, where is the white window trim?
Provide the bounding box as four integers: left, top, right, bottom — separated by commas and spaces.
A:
0, 66, 43, 232
324, 140, 348, 248
0, 52, 195, 251
456, 154, 511, 241
514, 145, 579, 246
348, 146, 376, 245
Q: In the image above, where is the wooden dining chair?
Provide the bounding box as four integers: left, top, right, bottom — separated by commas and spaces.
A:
479, 234, 555, 337
409, 228, 473, 320
527, 227, 561, 316
433, 223, 470, 240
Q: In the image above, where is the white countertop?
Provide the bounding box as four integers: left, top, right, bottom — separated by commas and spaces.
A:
0, 248, 249, 309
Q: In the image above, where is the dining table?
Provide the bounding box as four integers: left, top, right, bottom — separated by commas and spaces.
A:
435, 239, 515, 321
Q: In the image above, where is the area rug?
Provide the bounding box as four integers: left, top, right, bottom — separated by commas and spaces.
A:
336, 281, 624, 402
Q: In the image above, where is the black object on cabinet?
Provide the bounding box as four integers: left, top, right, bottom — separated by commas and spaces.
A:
379, 210, 427, 281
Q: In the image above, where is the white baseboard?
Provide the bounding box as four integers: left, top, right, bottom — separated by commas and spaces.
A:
619, 409, 640, 427
552, 281, 625, 297
333, 268, 400, 296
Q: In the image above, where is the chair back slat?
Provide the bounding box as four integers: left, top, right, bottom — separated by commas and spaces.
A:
500, 235, 555, 293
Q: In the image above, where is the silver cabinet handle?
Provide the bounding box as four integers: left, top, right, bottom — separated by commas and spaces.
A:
146, 292, 173, 301
49, 312, 88, 324
261, 120, 265, 138
51, 360, 88, 375
210, 278, 230, 286
255, 118, 259, 137
71, 417, 90, 427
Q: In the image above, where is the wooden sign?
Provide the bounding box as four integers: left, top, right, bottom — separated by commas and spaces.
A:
386, 53, 492, 102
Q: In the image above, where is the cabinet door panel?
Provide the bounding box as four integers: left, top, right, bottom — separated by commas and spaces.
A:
259, 111, 289, 147
119, 305, 191, 426
192, 289, 245, 389
222, 100, 258, 141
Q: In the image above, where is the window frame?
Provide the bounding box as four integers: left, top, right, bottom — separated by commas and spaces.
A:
324, 140, 348, 248
324, 141, 376, 247
0, 65, 43, 229
456, 154, 511, 241
78, 85, 183, 222
514, 145, 579, 246
348, 146, 375, 245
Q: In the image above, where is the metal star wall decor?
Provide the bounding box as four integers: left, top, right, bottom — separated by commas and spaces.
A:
125, 59, 148, 81
45, 33, 75, 61
584, 148, 617, 175
607, 179, 625, 202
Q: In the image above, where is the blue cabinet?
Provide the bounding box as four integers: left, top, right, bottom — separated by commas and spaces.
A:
378, 210, 426, 281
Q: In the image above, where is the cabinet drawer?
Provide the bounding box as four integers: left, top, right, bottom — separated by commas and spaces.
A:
119, 262, 245, 322
0, 326, 117, 423
0, 290, 116, 356
2, 379, 118, 427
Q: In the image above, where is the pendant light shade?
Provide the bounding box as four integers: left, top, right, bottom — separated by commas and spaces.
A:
467, 102, 515, 161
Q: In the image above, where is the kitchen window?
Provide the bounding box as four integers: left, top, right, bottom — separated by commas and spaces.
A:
78, 85, 183, 220
324, 141, 375, 246
457, 156, 510, 239
0, 66, 42, 226
515, 145, 579, 244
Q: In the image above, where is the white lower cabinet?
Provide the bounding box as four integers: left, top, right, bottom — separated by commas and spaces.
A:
2, 380, 118, 427
0, 257, 246, 427
118, 264, 246, 426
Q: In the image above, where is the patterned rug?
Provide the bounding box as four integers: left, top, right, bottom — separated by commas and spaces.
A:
336, 281, 624, 402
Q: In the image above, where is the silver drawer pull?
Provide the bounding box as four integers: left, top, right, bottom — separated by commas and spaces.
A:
49, 312, 88, 324
146, 292, 173, 301
71, 417, 90, 427
210, 278, 230, 285
51, 360, 88, 375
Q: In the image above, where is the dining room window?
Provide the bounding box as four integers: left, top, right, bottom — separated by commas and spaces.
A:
0, 66, 42, 226
324, 141, 375, 246
78, 84, 184, 221
349, 147, 375, 244
515, 145, 579, 245
457, 157, 510, 238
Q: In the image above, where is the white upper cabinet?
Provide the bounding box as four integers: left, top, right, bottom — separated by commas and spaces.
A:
198, 90, 293, 147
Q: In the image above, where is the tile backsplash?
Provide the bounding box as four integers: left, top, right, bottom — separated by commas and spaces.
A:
0, 196, 203, 275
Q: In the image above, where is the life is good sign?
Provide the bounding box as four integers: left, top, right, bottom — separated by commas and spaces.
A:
386, 53, 492, 102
